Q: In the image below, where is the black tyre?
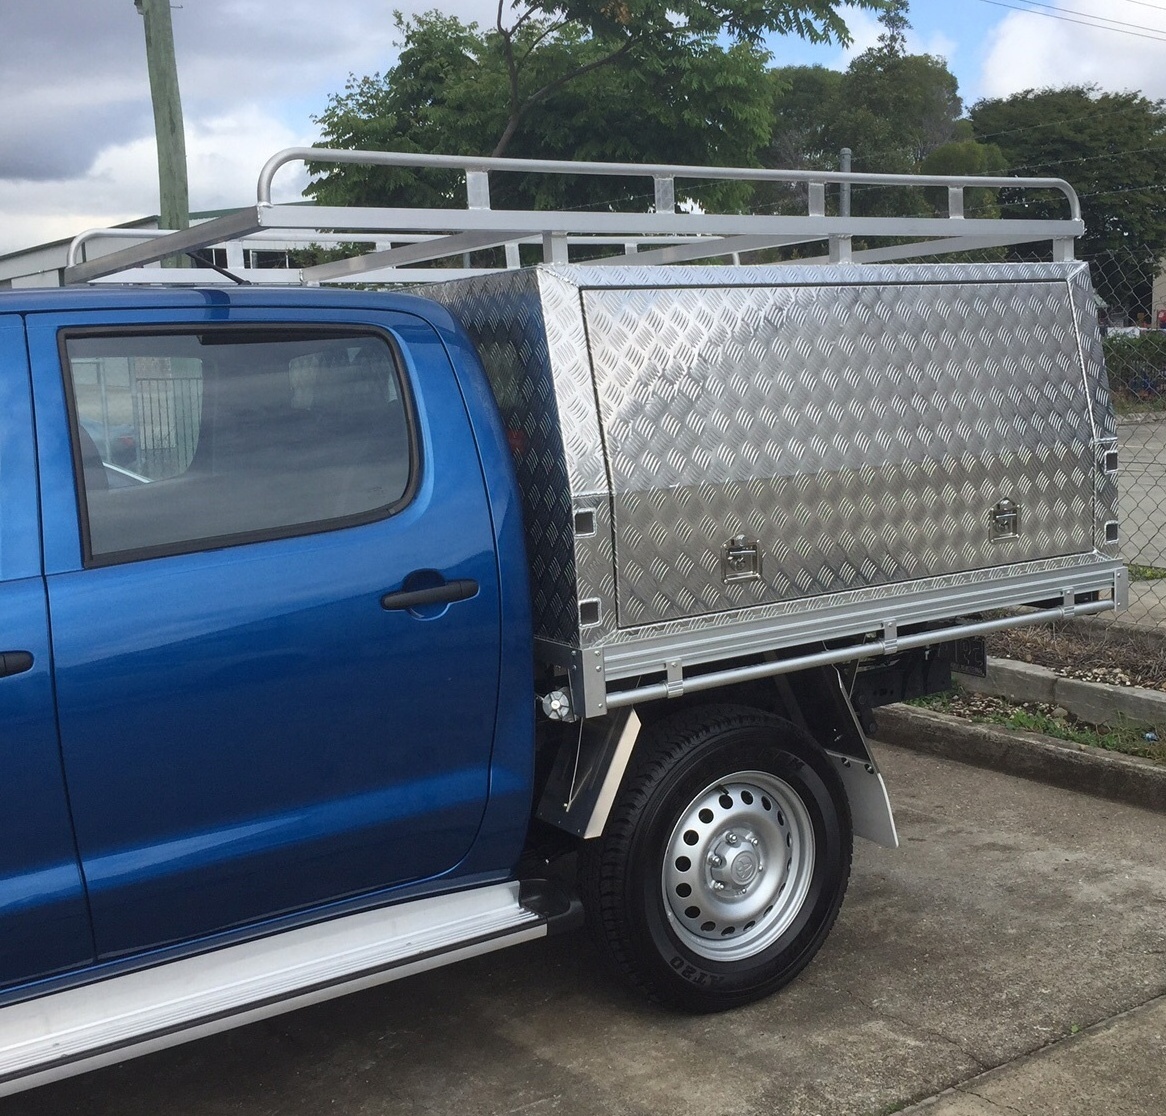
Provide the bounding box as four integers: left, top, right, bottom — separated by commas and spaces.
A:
580, 704, 852, 1012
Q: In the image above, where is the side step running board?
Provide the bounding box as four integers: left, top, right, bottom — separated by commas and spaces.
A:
0, 881, 547, 1097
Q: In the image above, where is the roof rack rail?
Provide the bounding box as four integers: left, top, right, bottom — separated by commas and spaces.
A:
63, 147, 1084, 286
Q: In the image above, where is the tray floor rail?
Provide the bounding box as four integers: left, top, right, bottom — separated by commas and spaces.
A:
64, 148, 1085, 286
603, 597, 1116, 715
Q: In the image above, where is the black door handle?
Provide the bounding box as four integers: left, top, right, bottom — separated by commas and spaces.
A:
0, 651, 33, 678
380, 579, 479, 611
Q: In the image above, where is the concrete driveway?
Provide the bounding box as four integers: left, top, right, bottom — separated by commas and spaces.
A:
2, 742, 1163, 1116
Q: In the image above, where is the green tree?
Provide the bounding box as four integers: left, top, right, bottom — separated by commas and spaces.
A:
919, 121, 1007, 217
760, 3, 967, 223
872, 0, 909, 57
970, 85, 1166, 314
823, 0, 961, 176
311, 13, 787, 214
753, 65, 844, 220
308, 1, 887, 213
482, 0, 888, 159
832, 51, 961, 173
766, 64, 845, 171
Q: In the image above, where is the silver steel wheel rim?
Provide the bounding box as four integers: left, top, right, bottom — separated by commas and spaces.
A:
662, 770, 816, 962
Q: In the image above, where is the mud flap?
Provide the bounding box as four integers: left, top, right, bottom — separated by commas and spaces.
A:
779, 666, 899, 849
536, 709, 641, 839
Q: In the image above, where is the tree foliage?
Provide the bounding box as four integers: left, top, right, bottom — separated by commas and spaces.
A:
970, 85, 1166, 312
308, 1, 887, 212
760, 3, 968, 222
830, 1, 959, 179
765, 65, 844, 171
830, 51, 961, 174
311, 13, 784, 213
480, 0, 888, 159
918, 122, 1007, 218
1102, 330, 1166, 405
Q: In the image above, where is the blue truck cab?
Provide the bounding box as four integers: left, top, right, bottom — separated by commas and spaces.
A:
0, 286, 556, 1090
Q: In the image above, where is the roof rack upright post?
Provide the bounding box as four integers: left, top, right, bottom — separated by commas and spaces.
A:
466, 170, 491, 210
543, 232, 568, 264
654, 175, 675, 214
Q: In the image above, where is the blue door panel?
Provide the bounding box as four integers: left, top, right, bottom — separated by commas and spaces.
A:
0, 314, 92, 988
28, 308, 504, 957
0, 578, 94, 986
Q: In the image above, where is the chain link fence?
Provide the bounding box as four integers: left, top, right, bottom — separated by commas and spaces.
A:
1095, 248, 1166, 629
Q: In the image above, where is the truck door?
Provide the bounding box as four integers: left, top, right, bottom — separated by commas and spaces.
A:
27, 308, 503, 957
0, 314, 92, 987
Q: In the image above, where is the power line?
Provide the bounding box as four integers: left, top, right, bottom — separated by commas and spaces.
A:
973, 94, 1166, 147
976, 0, 1166, 42
1115, 0, 1166, 14
1011, 144, 1166, 173
998, 0, 1166, 34
846, 136, 1166, 176
960, 182, 1166, 221
1004, 0, 1166, 34
971, 104, 1152, 143
1077, 182, 1166, 199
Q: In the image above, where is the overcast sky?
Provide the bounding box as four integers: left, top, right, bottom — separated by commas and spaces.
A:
2, 0, 1165, 256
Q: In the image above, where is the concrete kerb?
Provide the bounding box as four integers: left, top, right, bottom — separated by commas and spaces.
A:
962, 656, 1166, 729
875, 705, 1166, 814
873, 657, 1166, 814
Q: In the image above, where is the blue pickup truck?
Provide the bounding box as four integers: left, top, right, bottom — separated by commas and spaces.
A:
0, 153, 1126, 1096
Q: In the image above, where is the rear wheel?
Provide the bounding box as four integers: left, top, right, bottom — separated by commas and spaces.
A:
580, 704, 852, 1012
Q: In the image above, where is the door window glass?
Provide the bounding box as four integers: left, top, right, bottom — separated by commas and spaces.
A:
64, 329, 414, 563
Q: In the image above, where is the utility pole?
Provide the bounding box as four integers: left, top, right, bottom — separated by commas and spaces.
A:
135, 0, 189, 237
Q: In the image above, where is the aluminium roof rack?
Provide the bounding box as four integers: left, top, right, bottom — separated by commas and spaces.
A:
63, 147, 1085, 286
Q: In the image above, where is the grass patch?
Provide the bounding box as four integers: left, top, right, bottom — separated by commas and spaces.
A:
1129, 564, 1166, 582
909, 617, 1166, 765
912, 690, 1166, 764
986, 621, 1166, 691
1114, 396, 1166, 416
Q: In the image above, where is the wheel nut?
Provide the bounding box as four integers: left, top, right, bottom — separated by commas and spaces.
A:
725, 832, 739, 846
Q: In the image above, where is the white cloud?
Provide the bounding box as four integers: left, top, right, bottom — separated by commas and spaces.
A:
980, 3, 1166, 101
916, 30, 957, 65
0, 0, 502, 256
0, 108, 308, 256
819, 6, 882, 69
185, 108, 313, 211
789, 6, 957, 76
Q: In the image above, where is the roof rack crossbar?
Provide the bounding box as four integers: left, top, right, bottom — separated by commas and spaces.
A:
62, 148, 1085, 286
256, 147, 1083, 220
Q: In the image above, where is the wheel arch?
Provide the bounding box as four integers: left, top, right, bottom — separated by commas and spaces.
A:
535, 668, 898, 849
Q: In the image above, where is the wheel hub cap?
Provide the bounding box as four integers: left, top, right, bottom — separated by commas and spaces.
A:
709, 830, 763, 891
662, 771, 816, 963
